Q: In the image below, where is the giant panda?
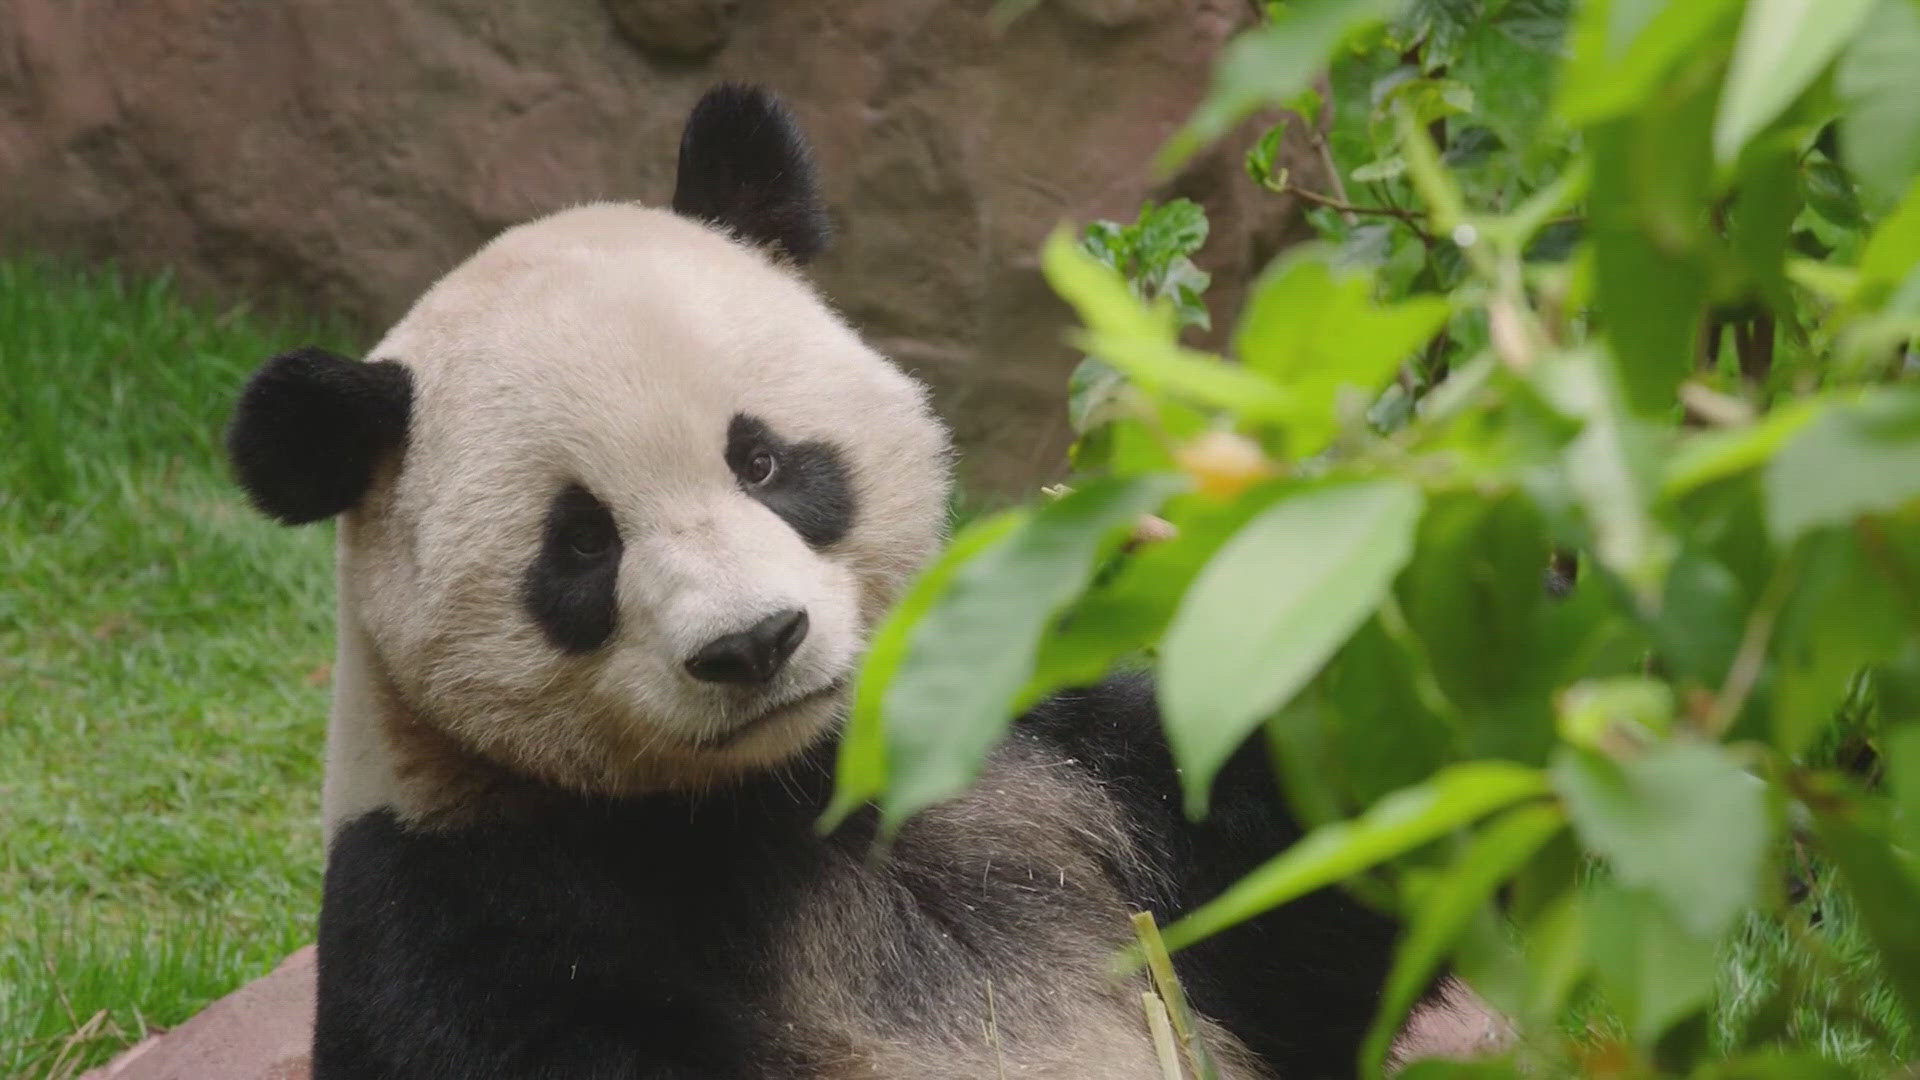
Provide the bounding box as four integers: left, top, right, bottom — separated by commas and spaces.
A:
224, 84, 1423, 1079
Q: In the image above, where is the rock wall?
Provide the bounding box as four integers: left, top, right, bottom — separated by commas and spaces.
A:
0, 0, 1322, 495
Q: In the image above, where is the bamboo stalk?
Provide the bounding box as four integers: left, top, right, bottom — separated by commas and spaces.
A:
1132, 910, 1219, 1080
1142, 991, 1186, 1080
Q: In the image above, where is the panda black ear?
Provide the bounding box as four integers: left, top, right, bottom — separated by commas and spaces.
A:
672, 83, 830, 264
225, 347, 413, 525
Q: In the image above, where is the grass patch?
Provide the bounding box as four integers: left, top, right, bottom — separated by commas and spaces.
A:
0, 258, 356, 1078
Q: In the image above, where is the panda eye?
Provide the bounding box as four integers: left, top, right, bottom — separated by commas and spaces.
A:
743, 447, 778, 486
544, 485, 620, 566
565, 521, 615, 560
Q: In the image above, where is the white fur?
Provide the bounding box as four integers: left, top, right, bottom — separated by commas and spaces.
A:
323, 203, 951, 835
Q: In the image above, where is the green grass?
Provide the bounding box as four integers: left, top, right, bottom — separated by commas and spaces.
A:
1715, 874, 1912, 1072
0, 259, 356, 1078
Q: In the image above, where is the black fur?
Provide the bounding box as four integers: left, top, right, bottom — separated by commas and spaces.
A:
1023, 677, 1402, 1073
314, 674, 1397, 1079
225, 348, 412, 525
672, 84, 831, 264
522, 484, 623, 653
726, 413, 855, 547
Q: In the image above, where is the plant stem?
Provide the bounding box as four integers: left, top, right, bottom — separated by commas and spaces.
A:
1284, 185, 1435, 239
1132, 911, 1218, 1080
1142, 992, 1185, 1080
1704, 553, 1800, 737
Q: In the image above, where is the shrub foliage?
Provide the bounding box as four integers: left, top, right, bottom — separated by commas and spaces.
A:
838, 0, 1920, 1074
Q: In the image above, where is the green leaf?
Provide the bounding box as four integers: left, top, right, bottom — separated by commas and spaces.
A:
1556, 0, 1741, 125
1552, 743, 1769, 938
1786, 256, 1862, 303
1730, 149, 1802, 310
1043, 229, 1296, 420
1686, 474, 1777, 606
1720, 0, 1881, 161
1394, 102, 1469, 234
1659, 398, 1822, 500
1080, 219, 1127, 270
1557, 676, 1677, 749
1136, 199, 1210, 267
875, 475, 1188, 827
1836, 0, 1920, 210
1517, 885, 1589, 1025
824, 510, 1028, 830
1019, 481, 1293, 708
1696, 1052, 1861, 1080
1773, 528, 1908, 752
1396, 493, 1608, 764
1650, 549, 1746, 687
1324, 619, 1457, 806
1071, 329, 1297, 421
1066, 356, 1128, 436
1163, 0, 1401, 169
1160, 479, 1425, 815
1160, 762, 1550, 951
1889, 722, 1920, 868
1246, 122, 1291, 191
1048, 225, 1177, 344
1856, 178, 1920, 313
1543, 350, 1675, 600
1715, 0, 1877, 163
1586, 72, 1715, 414
1394, 1062, 1523, 1080
1265, 693, 1351, 832
1808, 792, 1920, 1033
1764, 387, 1920, 544
1071, 413, 1181, 475
1804, 156, 1867, 231
1162, 262, 1214, 332
1357, 803, 1566, 1076
1584, 879, 1722, 1045
1234, 249, 1451, 457
1492, 0, 1571, 53
1451, 899, 1534, 1022
1351, 155, 1409, 183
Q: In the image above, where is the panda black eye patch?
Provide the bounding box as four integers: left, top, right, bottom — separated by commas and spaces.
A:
522, 483, 622, 653
725, 414, 854, 547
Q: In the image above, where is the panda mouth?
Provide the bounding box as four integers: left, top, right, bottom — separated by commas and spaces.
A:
697, 678, 847, 749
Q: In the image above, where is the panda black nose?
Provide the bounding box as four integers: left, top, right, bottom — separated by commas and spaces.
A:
684, 609, 809, 685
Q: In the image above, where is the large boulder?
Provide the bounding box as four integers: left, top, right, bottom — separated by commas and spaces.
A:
0, 0, 1322, 495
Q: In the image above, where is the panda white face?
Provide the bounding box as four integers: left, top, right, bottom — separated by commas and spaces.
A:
228, 88, 952, 805
352, 204, 947, 794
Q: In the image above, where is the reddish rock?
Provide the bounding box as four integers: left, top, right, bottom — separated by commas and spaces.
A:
80, 947, 314, 1080
603, 0, 739, 59
0, 0, 1324, 495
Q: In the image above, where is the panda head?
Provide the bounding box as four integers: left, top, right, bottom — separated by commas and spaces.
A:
226, 85, 952, 803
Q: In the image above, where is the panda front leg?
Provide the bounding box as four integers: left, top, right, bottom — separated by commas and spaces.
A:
310, 808, 796, 1080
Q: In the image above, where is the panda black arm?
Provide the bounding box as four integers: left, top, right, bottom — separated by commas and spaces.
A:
312, 809, 767, 1080
1016, 672, 1401, 1078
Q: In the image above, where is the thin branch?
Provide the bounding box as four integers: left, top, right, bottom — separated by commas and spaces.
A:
1284, 184, 1434, 239
1703, 552, 1800, 738
1308, 132, 1358, 226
